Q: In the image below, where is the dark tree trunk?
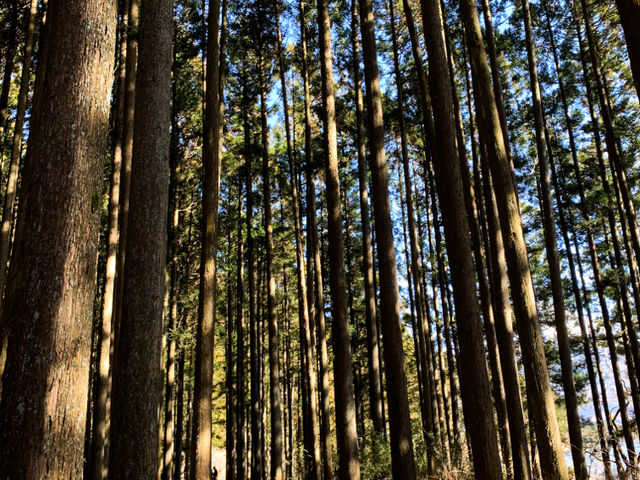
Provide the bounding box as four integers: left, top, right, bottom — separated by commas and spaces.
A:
615, 0, 640, 99
108, 0, 172, 475
189, 0, 222, 476
420, 0, 503, 477
358, 0, 417, 476
459, 2, 569, 478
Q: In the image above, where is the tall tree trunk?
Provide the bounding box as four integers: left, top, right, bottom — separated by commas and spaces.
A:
246, 94, 262, 480
0, 1, 116, 476
108, 0, 171, 475
189, 0, 222, 477
615, 0, 640, 99
358, 0, 417, 476
226, 244, 237, 480
458, 36, 512, 479
113, 0, 139, 349
89, 4, 128, 479
519, 1, 586, 476
389, 0, 439, 464
350, 0, 384, 437
299, 1, 334, 475
459, 2, 569, 478
257, 16, 284, 476
317, 0, 361, 477
421, 0, 503, 477
236, 185, 246, 480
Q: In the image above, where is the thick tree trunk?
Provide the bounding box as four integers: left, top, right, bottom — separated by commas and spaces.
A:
459, 2, 569, 478
358, 0, 417, 476
0, 1, 116, 476
108, 0, 171, 476
421, 0, 503, 477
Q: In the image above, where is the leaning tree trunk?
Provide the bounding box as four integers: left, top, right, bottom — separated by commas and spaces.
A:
108, 0, 172, 476
459, 2, 569, 478
519, 0, 586, 477
358, 0, 417, 476
420, 0, 503, 477
0, 0, 116, 477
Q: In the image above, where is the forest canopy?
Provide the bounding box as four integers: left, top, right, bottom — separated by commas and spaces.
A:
0, 0, 639, 479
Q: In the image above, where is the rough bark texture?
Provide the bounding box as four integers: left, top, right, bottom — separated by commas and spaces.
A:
459, 2, 569, 479
90, 6, 128, 479
0, 0, 116, 476
358, 0, 417, 476
317, 0, 361, 478
108, 0, 172, 476
190, 0, 222, 477
421, 0, 503, 477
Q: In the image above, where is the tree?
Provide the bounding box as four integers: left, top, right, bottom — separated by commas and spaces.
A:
358, 0, 417, 476
190, 0, 223, 477
459, 1, 570, 478
0, 0, 117, 476
108, 0, 172, 476
317, 0, 361, 477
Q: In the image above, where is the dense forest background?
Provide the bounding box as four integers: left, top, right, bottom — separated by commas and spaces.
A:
0, 0, 639, 479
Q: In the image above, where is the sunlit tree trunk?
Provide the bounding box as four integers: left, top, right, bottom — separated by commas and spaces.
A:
0, 1, 116, 476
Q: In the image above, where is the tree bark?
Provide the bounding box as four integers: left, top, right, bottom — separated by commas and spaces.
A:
459, 2, 569, 478
189, 0, 222, 477
108, 0, 171, 476
358, 0, 417, 476
317, 0, 361, 477
421, 0, 503, 477
0, 1, 116, 476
